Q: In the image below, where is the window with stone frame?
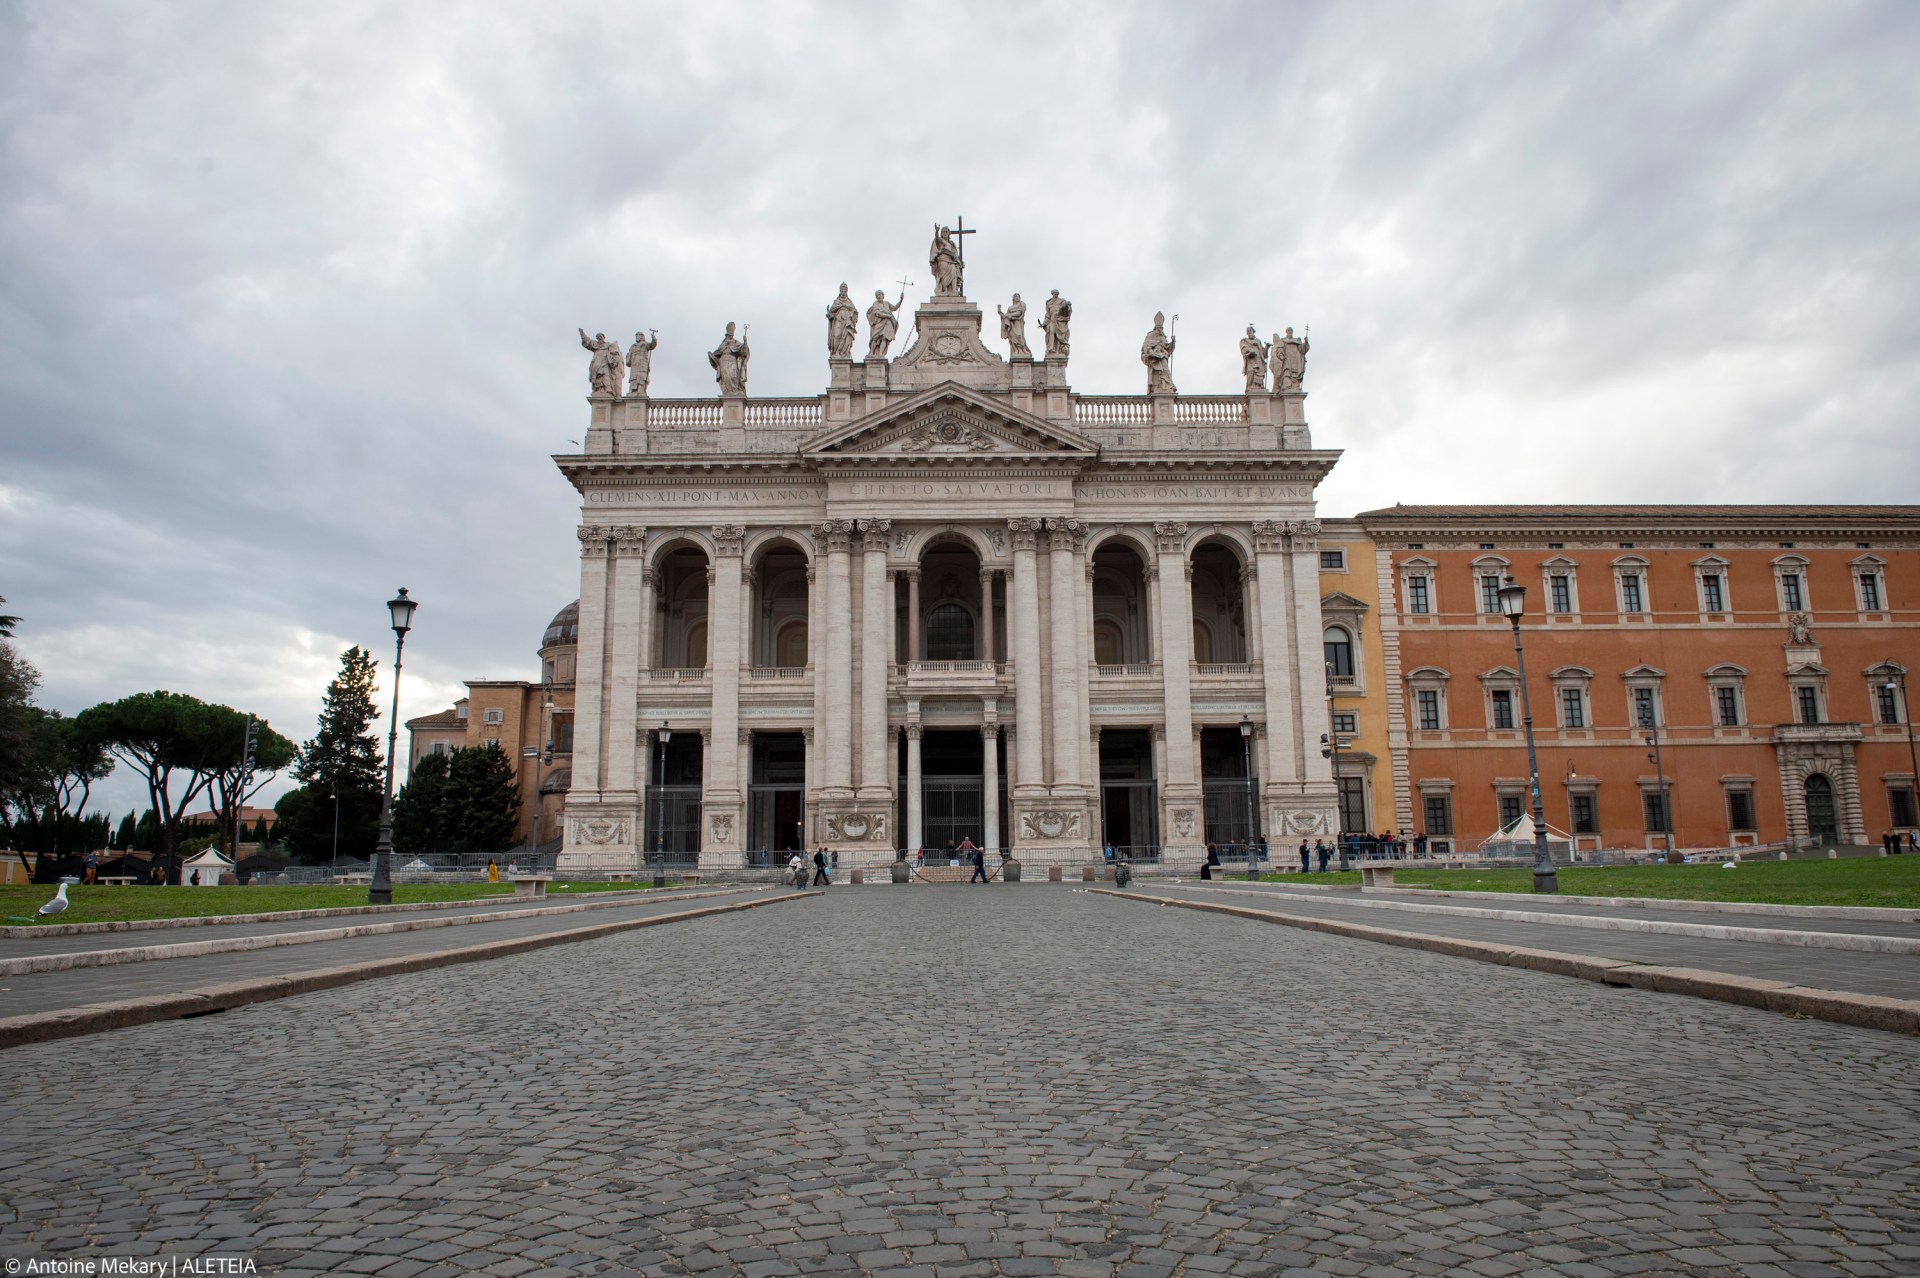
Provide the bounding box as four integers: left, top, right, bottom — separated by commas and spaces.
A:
1332, 712, 1357, 734
1623, 666, 1666, 730
1479, 574, 1504, 614
1417, 689, 1442, 730
1878, 682, 1902, 726
1549, 575, 1572, 613
1319, 549, 1346, 571
1871, 665, 1908, 725
1406, 573, 1431, 614
1498, 793, 1525, 829
1560, 688, 1587, 728
1399, 556, 1438, 616
1471, 555, 1511, 615
1691, 555, 1731, 615
1890, 784, 1917, 829
1706, 665, 1748, 728
1569, 791, 1598, 835
1422, 793, 1453, 836
1407, 668, 1449, 731
1480, 666, 1520, 732
1699, 572, 1725, 613
1853, 556, 1887, 613
1797, 685, 1822, 725
1772, 555, 1808, 613
1788, 665, 1830, 726
1642, 789, 1672, 834
1612, 556, 1649, 615
1323, 625, 1355, 680
1551, 667, 1593, 729
1490, 688, 1515, 730
1540, 555, 1580, 617
1725, 786, 1756, 832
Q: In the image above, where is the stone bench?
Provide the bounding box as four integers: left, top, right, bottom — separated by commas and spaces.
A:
1358, 863, 1401, 888
99, 876, 137, 886
334, 873, 372, 885
509, 875, 552, 898
605, 871, 637, 882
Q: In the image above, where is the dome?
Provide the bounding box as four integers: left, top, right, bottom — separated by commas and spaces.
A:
541, 600, 579, 649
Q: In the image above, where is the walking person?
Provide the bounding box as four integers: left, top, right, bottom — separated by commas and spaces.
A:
968, 838, 989, 884
1316, 840, 1331, 873
1298, 840, 1310, 874
811, 846, 830, 887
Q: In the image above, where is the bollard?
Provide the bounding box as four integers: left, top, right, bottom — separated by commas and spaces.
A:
891, 858, 912, 883
851, 868, 864, 884
1114, 860, 1133, 888
1002, 856, 1022, 882
1082, 866, 1095, 881
1048, 864, 1062, 882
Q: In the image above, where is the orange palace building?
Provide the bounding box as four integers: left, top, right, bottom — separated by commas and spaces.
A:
1357, 505, 1920, 853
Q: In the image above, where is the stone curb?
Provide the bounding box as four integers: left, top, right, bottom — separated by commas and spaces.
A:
1165, 884, 1920, 955
0, 887, 753, 977
0, 890, 811, 1051
1212, 878, 1920, 923
1092, 889, 1920, 1037
0, 885, 703, 940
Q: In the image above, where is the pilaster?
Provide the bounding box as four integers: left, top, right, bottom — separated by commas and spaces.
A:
1008, 519, 1047, 800
1153, 521, 1202, 862
703, 525, 746, 860
858, 519, 893, 802
818, 520, 855, 798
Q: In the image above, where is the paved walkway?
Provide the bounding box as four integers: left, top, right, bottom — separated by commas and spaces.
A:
1146, 883, 1920, 999
3, 888, 1917, 1277
0, 887, 773, 1017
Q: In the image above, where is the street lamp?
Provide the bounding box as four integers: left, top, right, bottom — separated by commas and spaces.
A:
370, 587, 418, 906
1888, 667, 1919, 843
653, 722, 671, 887
1495, 577, 1558, 893
1326, 661, 1350, 872
1239, 715, 1258, 880
1642, 707, 1675, 864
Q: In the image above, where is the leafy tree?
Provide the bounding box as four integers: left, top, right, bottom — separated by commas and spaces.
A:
249, 816, 269, 844
392, 744, 520, 855
278, 648, 386, 863
207, 717, 295, 854
0, 639, 42, 852
0, 595, 18, 638
74, 691, 264, 870
112, 811, 136, 851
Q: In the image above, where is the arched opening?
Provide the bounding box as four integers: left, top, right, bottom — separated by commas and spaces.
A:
654, 546, 711, 669
1803, 773, 1838, 842
1324, 625, 1354, 679
1188, 541, 1248, 665
1090, 541, 1150, 667
751, 543, 810, 669
912, 539, 988, 661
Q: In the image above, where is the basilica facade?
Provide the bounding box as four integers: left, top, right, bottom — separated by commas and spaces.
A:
555, 241, 1340, 874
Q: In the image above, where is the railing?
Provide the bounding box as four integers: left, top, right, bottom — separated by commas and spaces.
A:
647, 401, 724, 428
905, 660, 1003, 676
1073, 397, 1153, 425
748, 666, 807, 679
649, 667, 708, 680
1174, 396, 1249, 424
1195, 662, 1253, 675
744, 399, 824, 427
1095, 663, 1153, 677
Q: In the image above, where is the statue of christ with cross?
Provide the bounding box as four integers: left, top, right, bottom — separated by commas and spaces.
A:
929, 218, 975, 297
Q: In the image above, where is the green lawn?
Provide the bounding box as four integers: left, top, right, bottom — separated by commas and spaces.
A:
1261, 856, 1920, 908
0, 879, 676, 927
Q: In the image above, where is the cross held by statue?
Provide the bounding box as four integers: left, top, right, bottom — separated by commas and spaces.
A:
951, 216, 977, 261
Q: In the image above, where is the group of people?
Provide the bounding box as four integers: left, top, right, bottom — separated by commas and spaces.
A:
787, 846, 838, 888
1881, 830, 1915, 855
915, 838, 992, 882
1198, 839, 1269, 880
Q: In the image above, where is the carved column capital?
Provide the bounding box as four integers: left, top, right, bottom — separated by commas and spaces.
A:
905, 723, 923, 740
981, 723, 1001, 741
712, 524, 746, 557
1045, 517, 1084, 553
804, 563, 816, 585
610, 525, 647, 557
816, 519, 855, 553
1153, 521, 1188, 555
577, 525, 612, 558
860, 517, 892, 552
1286, 518, 1321, 549
1149, 723, 1166, 742
1251, 519, 1287, 553
801, 727, 814, 746
1007, 518, 1042, 552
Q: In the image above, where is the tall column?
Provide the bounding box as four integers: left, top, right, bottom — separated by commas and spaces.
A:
1289, 520, 1334, 787
979, 569, 995, 664
1008, 519, 1046, 796
818, 520, 855, 797
706, 526, 746, 854
570, 525, 612, 796
1046, 519, 1084, 793
905, 724, 923, 851
982, 722, 1002, 851
603, 526, 647, 798
859, 519, 893, 801
1241, 562, 1262, 659
1153, 522, 1200, 854
906, 568, 921, 663
1251, 521, 1300, 793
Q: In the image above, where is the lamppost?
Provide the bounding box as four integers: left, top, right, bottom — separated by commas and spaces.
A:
329, 786, 340, 875
1495, 577, 1558, 893
1239, 715, 1258, 880
370, 587, 418, 906
1888, 666, 1919, 842
1326, 661, 1350, 872
1641, 705, 1675, 863
652, 722, 670, 887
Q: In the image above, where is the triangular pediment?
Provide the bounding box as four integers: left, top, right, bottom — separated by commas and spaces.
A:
800, 384, 1099, 462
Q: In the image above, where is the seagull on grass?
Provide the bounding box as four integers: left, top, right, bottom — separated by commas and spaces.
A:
37, 879, 73, 917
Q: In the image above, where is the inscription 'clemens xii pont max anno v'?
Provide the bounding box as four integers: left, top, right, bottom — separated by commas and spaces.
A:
555, 224, 1338, 876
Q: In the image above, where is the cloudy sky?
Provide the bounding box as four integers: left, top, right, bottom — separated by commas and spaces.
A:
3, 1, 1917, 817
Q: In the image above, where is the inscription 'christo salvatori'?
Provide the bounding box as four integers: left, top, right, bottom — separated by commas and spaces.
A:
848, 480, 1059, 499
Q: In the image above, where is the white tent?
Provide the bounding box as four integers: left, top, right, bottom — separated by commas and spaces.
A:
179, 847, 236, 887
1476, 811, 1573, 858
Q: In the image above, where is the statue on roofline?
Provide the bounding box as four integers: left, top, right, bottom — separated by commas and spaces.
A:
826, 284, 858, 360
709, 321, 750, 394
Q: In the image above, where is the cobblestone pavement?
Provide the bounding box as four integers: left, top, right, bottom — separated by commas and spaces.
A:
4, 887, 1918, 1277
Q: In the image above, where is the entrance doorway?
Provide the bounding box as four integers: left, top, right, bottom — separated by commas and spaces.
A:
747, 732, 806, 863
1804, 772, 1838, 842
646, 731, 702, 861
913, 729, 999, 855
1097, 728, 1159, 857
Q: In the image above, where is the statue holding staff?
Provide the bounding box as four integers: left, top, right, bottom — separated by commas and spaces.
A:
866, 287, 906, 358
578, 329, 624, 397
1141, 311, 1177, 394
1276, 325, 1310, 390
1041, 290, 1072, 359
626, 328, 659, 396
1239, 324, 1270, 393
709, 321, 750, 394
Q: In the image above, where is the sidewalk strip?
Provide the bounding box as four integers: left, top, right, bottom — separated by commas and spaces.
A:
0, 887, 753, 977
1164, 884, 1920, 954
0, 891, 811, 1051
1092, 888, 1920, 1037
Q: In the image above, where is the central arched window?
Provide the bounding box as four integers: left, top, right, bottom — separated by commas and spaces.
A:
1324, 626, 1355, 679
926, 602, 975, 660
